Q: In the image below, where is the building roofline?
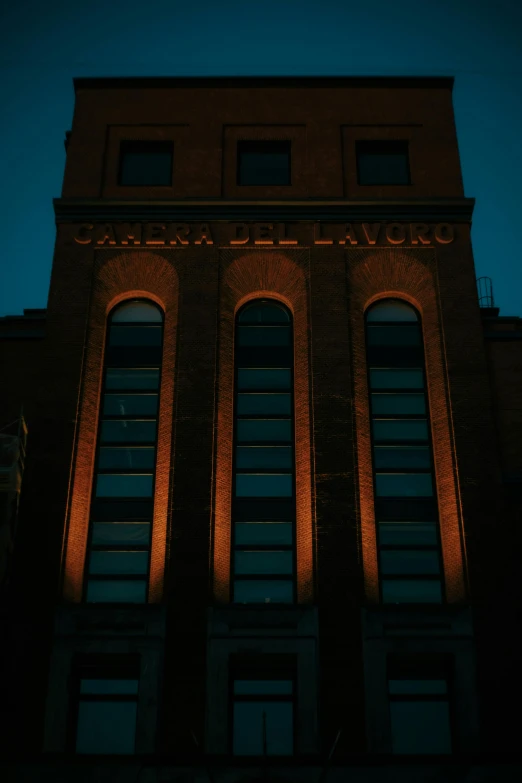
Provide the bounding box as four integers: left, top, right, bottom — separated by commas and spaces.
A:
73, 76, 455, 92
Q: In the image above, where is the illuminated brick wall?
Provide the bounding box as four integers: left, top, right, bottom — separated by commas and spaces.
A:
63, 251, 178, 603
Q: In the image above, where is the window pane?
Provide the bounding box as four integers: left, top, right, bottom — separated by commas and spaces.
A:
373, 419, 428, 442
80, 679, 139, 695
234, 579, 293, 604
374, 447, 431, 469
237, 394, 291, 416
105, 369, 160, 390
369, 369, 424, 389
95, 474, 154, 498
375, 473, 433, 497
234, 680, 293, 695
119, 142, 173, 187
371, 394, 425, 415
390, 701, 451, 754
76, 701, 137, 754
367, 326, 421, 346
238, 369, 291, 390
236, 474, 292, 497
378, 522, 438, 546
235, 550, 293, 575
367, 300, 418, 322
98, 447, 156, 470
91, 522, 151, 546
86, 579, 147, 603
89, 551, 149, 575
101, 420, 156, 443
380, 549, 440, 575
239, 303, 290, 324
389, 679, 447, 696
103, 394, 158, 416
237, 420, 291, 443
238, 141, 291, 187
238, 327, 291, 347
233, 701, 293, 755
112, 301, 162, 323
109, 326, 163, 347
235, 522, 293, 546
236, 447, 292, 469
382, 579, 442, 604
357, 142, 410, 186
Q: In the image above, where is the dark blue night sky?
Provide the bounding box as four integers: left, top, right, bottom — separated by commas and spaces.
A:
1, 0, 521, 316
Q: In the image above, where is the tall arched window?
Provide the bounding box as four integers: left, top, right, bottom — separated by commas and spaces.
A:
232, 300, 295, 603
365, 299, 443, 603
85, 300, 163, 603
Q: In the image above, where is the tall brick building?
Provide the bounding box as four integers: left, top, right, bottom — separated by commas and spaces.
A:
1, 77, 521, 782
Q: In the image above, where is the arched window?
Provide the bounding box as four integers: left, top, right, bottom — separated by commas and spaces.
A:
365, 299, 443, 603
85, 300, 163, 603
232, 300, 295, 603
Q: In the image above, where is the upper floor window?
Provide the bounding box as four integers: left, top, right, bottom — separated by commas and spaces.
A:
237, 140, 291, 186
365, 299, 443, 604
118, 140, 173, 186
232, 300, 295, 604
356, 140, 410, 185
85, 300, 163, 603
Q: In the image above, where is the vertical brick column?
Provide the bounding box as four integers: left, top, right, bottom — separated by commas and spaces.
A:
310, 245, 365, 753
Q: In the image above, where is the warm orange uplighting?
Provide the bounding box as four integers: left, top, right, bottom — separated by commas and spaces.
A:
348, 247, 467, 602
212, 250, 315, 603
62, 251, 178, 603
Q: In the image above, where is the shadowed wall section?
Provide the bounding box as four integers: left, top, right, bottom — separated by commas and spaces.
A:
213, 249, 314, 603
348, 247, 467, 603
63, 251, 178, 603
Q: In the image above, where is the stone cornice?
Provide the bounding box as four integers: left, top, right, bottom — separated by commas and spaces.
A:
54, 197, 475, 223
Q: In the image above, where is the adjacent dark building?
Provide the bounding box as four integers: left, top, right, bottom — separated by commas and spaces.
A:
0, 77, 521, 782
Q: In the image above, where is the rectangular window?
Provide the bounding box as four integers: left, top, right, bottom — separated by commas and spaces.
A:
236, 446, 293, 469
369, 369, 424, 389
234, 550, 293, 575
237, 140, 291, 186
388, 665, 452, 754
238, 326, 291, 347
91, 522, 151, 546
382, 579, 442, 604
74, 658, 139, 755
236, 474, 292, 497
86, 579, 147, 603
105, 368, 160, 391
119, 140, 173, 186
371, 394, 426, 415
375, 473, 433, 497
235, 522, 293, 546
237, 419, 292, 443
234, 579, 294, 604
380, 549, 440, 575
98, 447, 156, 470
356, 140, 410, 186
374, 446, 431, 469
232, 673, 294, 755
237, 369, 291, 391
103, 394, 158, 416
237, 394, 291, 416
100, 420, 157, 444
378, 521, 438, 546
95, 474, 154, 498
88, 550, 149, 575
372, 419, 429, 442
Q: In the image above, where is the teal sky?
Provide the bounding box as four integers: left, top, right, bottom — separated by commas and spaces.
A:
1, 0, 521, 316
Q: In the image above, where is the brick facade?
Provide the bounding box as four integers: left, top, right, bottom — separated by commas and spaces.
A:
0, 77, 520, 781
